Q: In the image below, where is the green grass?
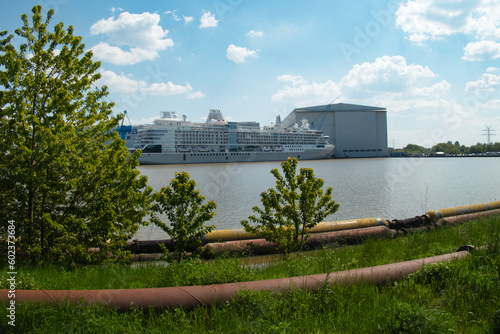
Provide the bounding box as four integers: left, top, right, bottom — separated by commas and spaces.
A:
1, 216, 500, 333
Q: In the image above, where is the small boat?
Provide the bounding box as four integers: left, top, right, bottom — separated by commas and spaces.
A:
178, 146, 191, 152
198, 146, 210, 152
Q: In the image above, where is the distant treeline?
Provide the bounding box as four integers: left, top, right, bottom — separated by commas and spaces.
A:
394, 141, 500, 155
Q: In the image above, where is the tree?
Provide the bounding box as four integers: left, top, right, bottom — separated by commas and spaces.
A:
151, 172, 216, 263
0, 6, 152, 264
402, 144, 428, 155
431, 142, 460, 155
241, 158, 339, 256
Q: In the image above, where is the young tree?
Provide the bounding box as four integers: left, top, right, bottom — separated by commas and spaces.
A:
151, 172, 216, 263
241, 158, 339, 256
0, 6, 152, 264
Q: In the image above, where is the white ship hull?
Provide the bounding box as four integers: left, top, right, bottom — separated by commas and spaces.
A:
138, 146, 334, 165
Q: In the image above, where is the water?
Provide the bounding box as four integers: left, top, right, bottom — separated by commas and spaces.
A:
133, 157, 500, 240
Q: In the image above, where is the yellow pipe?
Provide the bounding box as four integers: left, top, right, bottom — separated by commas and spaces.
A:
202, 229, 257, 243
426, 203, 490, 222
202, 218, 389, 243
308, 217, 389, 233
204, 201, 500, 243
486, 200, 500, 210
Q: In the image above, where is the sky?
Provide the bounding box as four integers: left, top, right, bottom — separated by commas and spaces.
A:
1, 0, 500, 148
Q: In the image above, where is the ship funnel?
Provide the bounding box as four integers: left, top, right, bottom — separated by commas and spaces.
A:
275, 115, 281, 127
182, 114, 188, 122
206, 109, 226, 124
161, 111, 178, 119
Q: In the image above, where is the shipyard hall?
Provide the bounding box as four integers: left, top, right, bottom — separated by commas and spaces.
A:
281, 103, 388, 158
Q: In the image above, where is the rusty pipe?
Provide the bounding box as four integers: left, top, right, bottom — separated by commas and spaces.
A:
203, 226, 396, 257
0, 250, 470, 310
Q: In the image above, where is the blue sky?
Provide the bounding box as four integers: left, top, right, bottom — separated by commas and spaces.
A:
2, 0, 499, 147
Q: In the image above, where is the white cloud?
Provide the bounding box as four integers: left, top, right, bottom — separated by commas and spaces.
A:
272, 56, 450, 109
130, 116, 162, 126
462, 40, 500, 61
165, 10, 181, 21
339, 55, 436, 96
199, 11, 219, 28
396, 0, 500, 56
412, 80, 451, 97
272, 75, 340, 106
90, 12, 174, 65
465, 72, 500, 94
165, 10, 194, 25
464, 3, 500, 41
99, 70, 146, 93
145, 82, 193, 96
246, 30, 264, 38
91, 42, 158, 65
226, 44, 259, 63
187, 91, 205, 99
271, 55, 500, 147
111, 7, 124, 14
98, 70, 198, 98
408, 33, 429, 45
396, 0, 473, 39
276, 74, 308, 86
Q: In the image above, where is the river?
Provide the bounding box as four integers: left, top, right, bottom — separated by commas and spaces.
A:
133, 157, 499, 240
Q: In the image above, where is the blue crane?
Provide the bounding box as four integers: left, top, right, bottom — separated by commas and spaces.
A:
311, 96, 339, 130
117, 110, 134, 140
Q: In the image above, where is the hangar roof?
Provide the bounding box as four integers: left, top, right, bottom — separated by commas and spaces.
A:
294, 103, 386, 113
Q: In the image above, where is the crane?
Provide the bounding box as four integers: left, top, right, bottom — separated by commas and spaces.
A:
118, 110, 134, 140
311, 96, 339, 130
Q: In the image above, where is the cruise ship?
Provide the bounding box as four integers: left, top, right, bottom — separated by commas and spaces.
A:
124, 109, 334, 165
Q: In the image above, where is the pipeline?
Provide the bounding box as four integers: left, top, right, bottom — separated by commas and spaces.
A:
0, 249, 471, 310
308, 217, 389, 233
202, 228, 258, 243
123, 239, 174, 254
4, 202, 496, 310
201, 217, 389, 243
124, 217, 391, 254
425, 201, 500, 223
122, 200, 500, 255
388, 215, 430, 230
436, 209, 500, 226
203, 226, 396, 257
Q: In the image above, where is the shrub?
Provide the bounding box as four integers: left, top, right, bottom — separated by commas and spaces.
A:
151, 172, 216, 263
241, 158, 339, 256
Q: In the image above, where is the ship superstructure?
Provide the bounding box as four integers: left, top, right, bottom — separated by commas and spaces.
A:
128, 109, 334, 164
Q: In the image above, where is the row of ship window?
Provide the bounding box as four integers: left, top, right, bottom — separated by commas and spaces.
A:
176, 136, 227, 139
174, 133, 318, 139
188, 153, 257, 157
175, 140, 319, 145
342, 149, 383, 152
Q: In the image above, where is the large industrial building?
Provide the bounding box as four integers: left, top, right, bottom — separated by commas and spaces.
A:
281, 103, 388, 158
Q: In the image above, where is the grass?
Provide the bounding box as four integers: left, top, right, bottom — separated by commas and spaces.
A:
1, 216, 500, 333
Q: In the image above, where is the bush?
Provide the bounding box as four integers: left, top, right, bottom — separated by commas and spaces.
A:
241, 158, 339, 256
151, 172, 216, 263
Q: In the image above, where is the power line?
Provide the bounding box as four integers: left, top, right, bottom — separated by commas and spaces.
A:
482, 125, 496, 145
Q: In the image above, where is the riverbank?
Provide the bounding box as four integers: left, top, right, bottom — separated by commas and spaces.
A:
1, 215, 499, 333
